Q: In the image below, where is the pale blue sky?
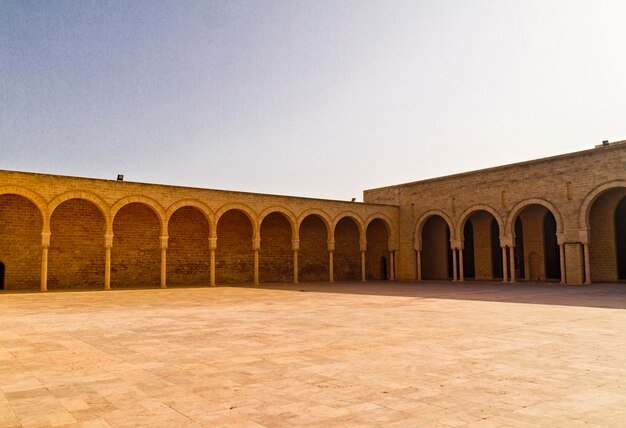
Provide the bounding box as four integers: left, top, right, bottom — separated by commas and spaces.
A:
1, 1, 625, 200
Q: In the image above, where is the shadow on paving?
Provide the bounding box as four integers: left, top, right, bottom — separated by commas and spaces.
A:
229, 280, 626, 310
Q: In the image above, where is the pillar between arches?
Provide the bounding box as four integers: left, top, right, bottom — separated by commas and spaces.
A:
104, 234, 113, 290
40, 232, 51, 292
292, 238, 299, 284
415, 249, 422, 281
508, 246, 516, 283
452, 248, 458, 282
209, 237, 217, 287
253, 238, 260, 286
328, 240, 335, 283
160, 236, 168, 289
501, 246, 508, 284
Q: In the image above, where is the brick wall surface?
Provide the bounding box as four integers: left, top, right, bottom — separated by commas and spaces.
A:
421, 216, 449, 280
216, 210, 254, 284
49, 199, 105, 289
365, 142, 626, 284
260, 212, 293, 283
1, 141, 624, 289
589, 188, 626, 282
366, 219, 389, 280
111, 203, 160, 288
298, 215, 328, 282
334, 217, 360, 281
0, 195, 42, 290
518, 205, 546, 281
468, 211, 494, 280
167, 206, 211, 286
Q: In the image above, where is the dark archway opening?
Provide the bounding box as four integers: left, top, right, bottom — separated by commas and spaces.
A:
491, 219, 503, 279
299, 215, 328, 282
446, 226, 453, 279
616, 196, 626, 280
543, 212, 561, 280
0, 261, 4, 290
463, 220, 475, 278
421, 215, 452, 280
334, 217, 361, 281
514, 217, 525, 279
366, 219, 389, 280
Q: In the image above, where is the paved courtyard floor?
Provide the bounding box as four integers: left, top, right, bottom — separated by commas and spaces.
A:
1, 281, 625, 427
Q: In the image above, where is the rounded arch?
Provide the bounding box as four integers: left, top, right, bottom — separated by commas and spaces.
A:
110, 196, 166, 234
296, 209, 332, 239
579, 180, 626, 229
365, 213, 395, 248
215, 203, 259, 238
414, 209, 454, 250
49, 191, 110, 222
332, 211, 365, 239
455, 204, 505, 240
506, 198, 563, 238
0, 186, 48, 226
259, 206, 297, 240
166, 199, 213, 231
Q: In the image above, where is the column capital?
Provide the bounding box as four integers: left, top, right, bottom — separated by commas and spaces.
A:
104, 234, 114, 248
209, 237, 217, 249
450, 239, 463, 250
359, 242, 367, 252
41, 232, 51, 247
327, 240, 335, 252
160, 235, 169, 249
499, 236, 514, 247
252, 238, 261, 251
292, 239, 300, 251
579, 229, 590, 244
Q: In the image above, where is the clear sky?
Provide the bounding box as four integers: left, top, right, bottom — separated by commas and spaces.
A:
1, 1, 625, 201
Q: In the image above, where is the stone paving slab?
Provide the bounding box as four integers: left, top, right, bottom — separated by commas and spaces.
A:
0, 281, 625, 427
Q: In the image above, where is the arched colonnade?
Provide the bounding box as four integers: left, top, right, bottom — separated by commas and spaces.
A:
414, 181, 626, 284
0, 187, 397, 291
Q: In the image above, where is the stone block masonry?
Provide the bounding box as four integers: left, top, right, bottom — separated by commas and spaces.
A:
0, 140, 624, 291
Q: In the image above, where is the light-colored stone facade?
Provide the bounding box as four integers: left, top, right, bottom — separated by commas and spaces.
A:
0, 172, 398, 291
0, 140, 624, 291
364, 140, 626, 284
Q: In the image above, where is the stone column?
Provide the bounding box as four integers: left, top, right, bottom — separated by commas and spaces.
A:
253, 238, 261, 286
40, 232, 50, 292
501, 246, 508, 284
583, 242, 591, 285
559, 243, 566, 284
104, 234, 113, 290
209, 237, 217, 287
416, 249, 422, 281
360, 241, 367, 282
390, 251, 395, 281
328, 240, 335, 283
452, 248, 458, 282
292, 239, 299, 284
458, 247, 464, 282
160, 236, 168, 289
509, 246, 516, 283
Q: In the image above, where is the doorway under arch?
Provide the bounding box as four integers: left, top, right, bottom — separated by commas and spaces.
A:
512, 204, 560, 281
0, 261, 4, 290
463, 220, 475, 279
421, 215, 452, 280
588, 188, 626, 282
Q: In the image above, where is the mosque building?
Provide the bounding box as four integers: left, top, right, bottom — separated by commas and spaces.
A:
0, 140, 624, 291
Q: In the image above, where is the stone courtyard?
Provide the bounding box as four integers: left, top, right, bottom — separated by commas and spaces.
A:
1, 282, 625, 427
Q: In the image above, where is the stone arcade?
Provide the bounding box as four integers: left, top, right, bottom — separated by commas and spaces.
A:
0, 141, 624, 291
